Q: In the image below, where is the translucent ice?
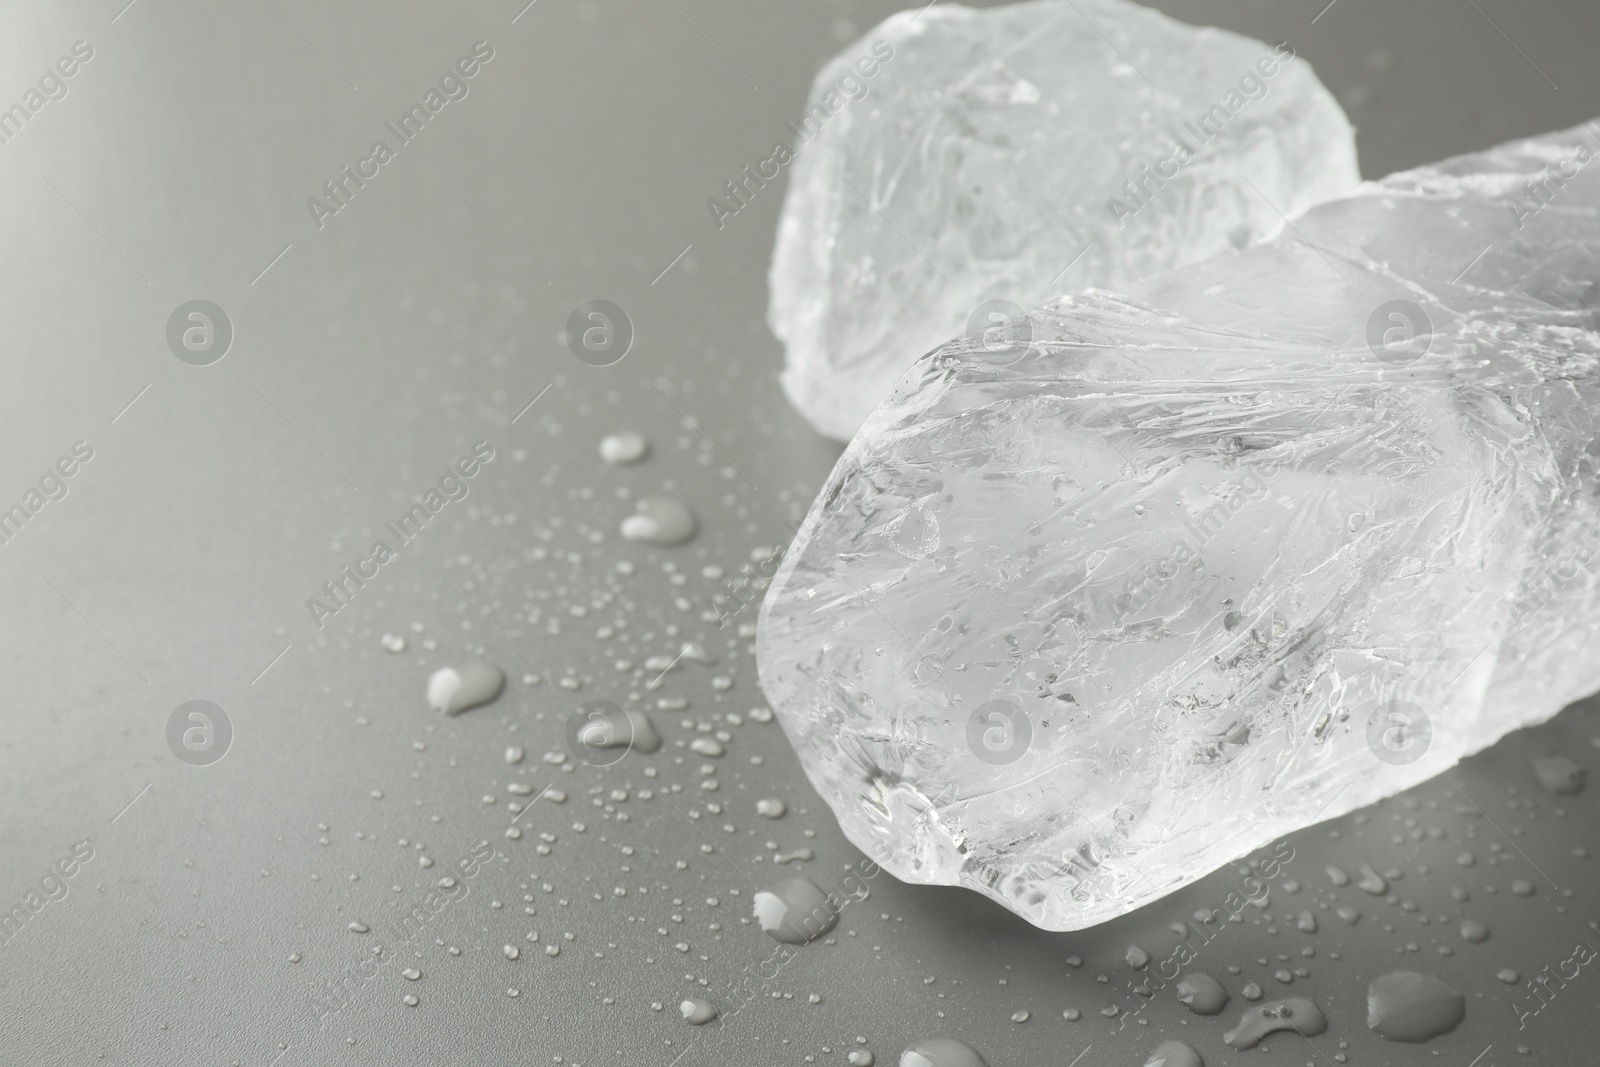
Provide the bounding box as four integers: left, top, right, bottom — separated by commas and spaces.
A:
757, 120, 1600, 929
768, 0, 1358, 440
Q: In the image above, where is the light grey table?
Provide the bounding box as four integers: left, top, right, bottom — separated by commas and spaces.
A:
1, 1, 1597, 1064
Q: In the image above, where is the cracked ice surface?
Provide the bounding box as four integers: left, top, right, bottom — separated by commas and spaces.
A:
768, 0, 1358, 441
757, 120, 1600, 930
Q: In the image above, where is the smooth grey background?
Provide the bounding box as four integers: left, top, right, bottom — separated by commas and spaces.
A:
0, 0, 1597, 1064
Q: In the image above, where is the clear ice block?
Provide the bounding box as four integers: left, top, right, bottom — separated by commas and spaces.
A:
757, 119, 1600, 929
768, 0, 1359, 440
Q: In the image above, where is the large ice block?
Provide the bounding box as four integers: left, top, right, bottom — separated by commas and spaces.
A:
757, 120, 1600, 930
768, 0, 1359, 440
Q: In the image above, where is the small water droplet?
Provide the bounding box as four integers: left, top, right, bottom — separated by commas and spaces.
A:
1460, 920, 1489, 943
381, 633, 406, 653
347, 922, 369, 934
847, 1051, 875, 1067
680, 997, 718, 1025
402, 994, 419, 1007
1326, 865, 1350, 887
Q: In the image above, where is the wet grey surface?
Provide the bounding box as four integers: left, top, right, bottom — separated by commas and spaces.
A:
1, 0, 1598, 1064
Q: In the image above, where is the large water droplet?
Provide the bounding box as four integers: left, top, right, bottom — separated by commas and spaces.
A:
1175, 972, 1228, 1015
621, 497, 697, 545
1223, 998, 1328, 1049
599, 431, 650, 466
427, 658, 505, 715
1143, 1039, 1203, 1067
1366, 972, 1465, 1042
680, 997, 717, 1025
899, 1037, 988, 1067
753, 877, 838, 944
756, 797, 787, 819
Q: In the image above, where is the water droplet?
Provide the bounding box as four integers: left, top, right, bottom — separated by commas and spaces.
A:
1062, 1008, 1081, 1021
1336, 905, 1361, 925
1296, 910, 1317, 933
427, 658, 506, 715
574, 706, 662, 755
690, 737, 724, 757
756, 797, 787, 819
680, 997, 718, 1025
402, 994, 419, 1007
1326, 865, 1350, 887
381, 633, 406, 653
1366, 972, 1465, 1042
847, 1051, 875, 1067
1497, 968, 1520, 984
1175, 972, 1229, 1015
1460, 920, 1489, 943
753, 877, 838, 944
1126, 945, 1150, 969
1143, 1039, 1203, 1067
620, 497, 697, 545
1357, 864, 1388, 895
898, 1037, 989, 1067
1239, 981, 1263, 1002
1223, 997, 1328, 1049
503, 944, 520, 960
1009, 1009, 1029, 1023
599, 431, 650, 465
505, 746, 524, 764
347, 922, 369, 934
1511, 879, 1535, 897
749, 706, 774, 723
402, 968, 421, 981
